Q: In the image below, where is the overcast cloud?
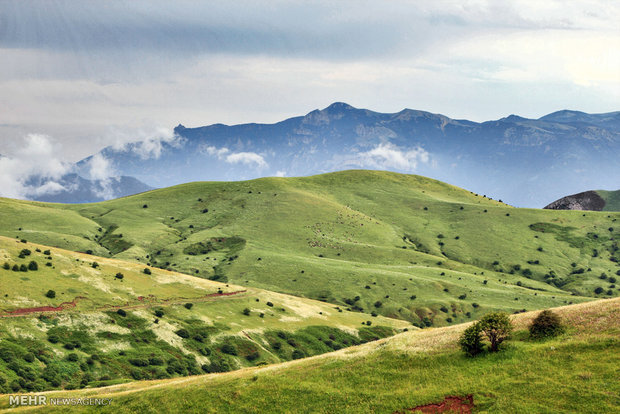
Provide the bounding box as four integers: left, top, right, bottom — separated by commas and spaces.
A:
0, 0, 618, 162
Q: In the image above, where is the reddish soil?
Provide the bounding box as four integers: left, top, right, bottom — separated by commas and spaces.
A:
398, 395, 474, 414
0, 290, 247, 318
1, 296, 87, 317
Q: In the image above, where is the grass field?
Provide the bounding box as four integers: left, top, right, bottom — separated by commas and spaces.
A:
0, 236, 406, 392
1, 298, 617, 413
597, 190, 620, 211
1, 170, 617, 329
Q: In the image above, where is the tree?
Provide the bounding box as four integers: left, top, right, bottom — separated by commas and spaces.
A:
478, 312, 513, 352
529, 310, 563, 339
459, 324, 484, 357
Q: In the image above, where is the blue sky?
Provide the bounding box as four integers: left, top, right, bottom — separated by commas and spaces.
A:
0, 0, 619, 162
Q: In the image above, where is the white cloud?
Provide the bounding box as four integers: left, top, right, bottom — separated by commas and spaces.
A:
275, 170, 286, 177
225, 152, 268, 169
351, 143, 430, 171
88, 153, 116, 181
204, 146, 230, 158
0, 134, 71, 199
203, 144, 268, 169
108, 126, 183, 160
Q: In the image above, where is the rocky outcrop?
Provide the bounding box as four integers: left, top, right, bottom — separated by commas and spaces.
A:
543, 190, 605, 211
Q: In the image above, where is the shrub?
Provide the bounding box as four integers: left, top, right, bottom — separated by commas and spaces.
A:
374, 301, 382, 308
115, 273, 124, 280
184, 303, 193, 310
291, 350, 305, 360
529, 310, 563, 339
459, 324, 484, 357
2, 262, 9, 270
19, 264, 27, 272
478, 312, 513, 352
609, 277, 617, 284
28, 261, 38, 271
175, 329, 190, 339
91, 262, 99, 269
221, 344, 237, 356
116, 309, 127, 317
43, 250, 51, 255
11, 264, 18, 272
154, 309, 164, 318
594, 287, 604, 294
45, 290, 56, 299
66, 353, 79, 362
20, 249, 31, 256
242, 308, 251, 316
143, 268, 151, 275
266, 302, 274, 307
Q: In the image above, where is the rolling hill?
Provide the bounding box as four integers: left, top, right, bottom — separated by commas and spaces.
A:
1, 298, 617, 413
1, 170, 618, 331
0, 236, 406, 393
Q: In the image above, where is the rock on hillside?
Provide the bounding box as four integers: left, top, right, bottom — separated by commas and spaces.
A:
543, 190, 605, 211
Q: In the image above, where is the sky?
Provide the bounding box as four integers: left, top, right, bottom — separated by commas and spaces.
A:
0, 0, 619, 163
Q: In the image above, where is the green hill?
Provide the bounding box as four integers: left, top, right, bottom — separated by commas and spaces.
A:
0, 236, 406, 392
2, 298, 617, 413
1, 170, 619, 329
597, 190, 620, 211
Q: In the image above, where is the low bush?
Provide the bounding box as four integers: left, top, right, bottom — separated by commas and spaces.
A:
529, 310, 564, 339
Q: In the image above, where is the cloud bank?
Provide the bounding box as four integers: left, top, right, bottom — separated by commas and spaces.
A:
0, 134, 71, 198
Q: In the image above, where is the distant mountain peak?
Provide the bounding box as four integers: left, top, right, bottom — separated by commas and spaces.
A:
324, 102, 356, 113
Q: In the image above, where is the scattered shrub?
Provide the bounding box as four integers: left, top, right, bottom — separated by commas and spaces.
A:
175, 329, 190, 338
115, 272, 124, 280
242, 308, 251, 316
184, 303, 193, 310
116, 309, 127, 317
28, 261, 38, 271
45, 290, 56, 299
529, 310, 564, 339
458, 323, 484, 356
143, 268, 151, 275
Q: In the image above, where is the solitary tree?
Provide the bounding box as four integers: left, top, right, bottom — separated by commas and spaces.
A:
478, 312, 513, 352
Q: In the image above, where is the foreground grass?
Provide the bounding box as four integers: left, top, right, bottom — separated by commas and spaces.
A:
2, 298, 617, 413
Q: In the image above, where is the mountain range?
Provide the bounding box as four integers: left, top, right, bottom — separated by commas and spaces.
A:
26, 103, 620, 207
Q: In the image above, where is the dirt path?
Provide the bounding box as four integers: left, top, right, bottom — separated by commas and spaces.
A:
0, 290, 247, 318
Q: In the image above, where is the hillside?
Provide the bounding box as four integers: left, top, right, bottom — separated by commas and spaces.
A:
0, 236, 406, 392
544, 189, 620, 212
71, 103, 620, 207
1, 170, 618, 329
2, 298, 617, 413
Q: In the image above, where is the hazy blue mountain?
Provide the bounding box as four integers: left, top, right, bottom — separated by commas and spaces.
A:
28, 174, 153, 203
76, 103, 620, 207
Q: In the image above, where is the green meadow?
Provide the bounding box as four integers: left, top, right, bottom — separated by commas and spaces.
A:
1, 298, 617, 413
0, 170, 618, 400
1, 171, 618, 328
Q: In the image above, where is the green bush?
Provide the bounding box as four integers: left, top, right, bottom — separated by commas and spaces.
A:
28, 261, 38, 271
184, 303, 193, 310
242, 308, 251, 316
45, 290, 56, 299
458, 324, 484, 357
175, 329, 190, 339
478, 311, 513, 352
529, 310, 564, 339
221, 344, 237, 356
116, 309, 127, 317
2, 262, 9, 270
143, 268, 151, 275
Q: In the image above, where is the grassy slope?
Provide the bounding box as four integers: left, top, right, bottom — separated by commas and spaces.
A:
1, 170, 619, 328
597, 190, 620, 211
2, 298, 617, 413
0, 236, 406, 391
